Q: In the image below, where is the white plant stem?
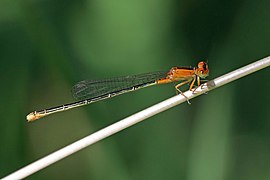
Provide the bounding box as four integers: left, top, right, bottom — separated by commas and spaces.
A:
2, 56, 270, 180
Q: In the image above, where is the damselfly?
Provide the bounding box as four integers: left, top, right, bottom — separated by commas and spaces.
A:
26, 61, 209, 122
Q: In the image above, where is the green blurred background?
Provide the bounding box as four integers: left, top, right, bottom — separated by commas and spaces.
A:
1, 0, 270, 179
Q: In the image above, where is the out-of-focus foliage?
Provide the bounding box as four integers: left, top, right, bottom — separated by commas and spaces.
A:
0, 0, 270, 179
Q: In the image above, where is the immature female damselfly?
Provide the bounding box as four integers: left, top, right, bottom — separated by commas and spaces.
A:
27, 61, 209, 122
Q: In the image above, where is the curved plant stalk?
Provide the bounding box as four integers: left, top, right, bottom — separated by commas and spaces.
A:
2, 56, 270, 180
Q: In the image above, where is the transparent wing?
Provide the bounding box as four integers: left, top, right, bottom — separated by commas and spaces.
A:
71, 71, 166, 100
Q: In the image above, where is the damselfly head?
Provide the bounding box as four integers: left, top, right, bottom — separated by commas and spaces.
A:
195, 61, 209, 78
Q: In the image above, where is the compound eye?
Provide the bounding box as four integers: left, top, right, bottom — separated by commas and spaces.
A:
203, 63, 207, 70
